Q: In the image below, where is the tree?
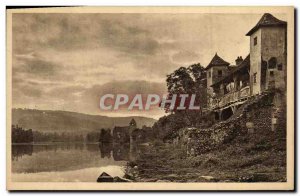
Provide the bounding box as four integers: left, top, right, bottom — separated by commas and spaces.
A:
99, 128, 112, 143
154, 63, 207, 141
152, 113, 187, 141
165, 64, 207, 111
187, 63, 208, 113
164, 63, 207, 124
12, 125, 34, 143
166, 67, 195, 95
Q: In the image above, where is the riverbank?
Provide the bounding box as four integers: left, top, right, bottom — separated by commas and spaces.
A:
127, 128, 286, 182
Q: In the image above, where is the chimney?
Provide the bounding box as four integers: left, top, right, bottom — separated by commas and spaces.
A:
235, 56, 243, 65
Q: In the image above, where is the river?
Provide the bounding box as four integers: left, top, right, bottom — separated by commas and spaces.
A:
11, 143, 142, 182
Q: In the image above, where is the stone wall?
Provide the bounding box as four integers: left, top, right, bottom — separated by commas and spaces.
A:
175, 90, 285, 156
177, 113, 246, 155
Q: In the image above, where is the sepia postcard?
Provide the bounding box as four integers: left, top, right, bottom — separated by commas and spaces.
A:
6, 6, 294, 191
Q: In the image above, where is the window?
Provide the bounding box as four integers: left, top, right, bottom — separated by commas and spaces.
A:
270, 71, 274, 77
208, 71, 211, 78
218, 70, 222, 77
268, 57, 277, 69
253, 73, 257, 84
254, 37, 257, 46
278, 63, 283, 71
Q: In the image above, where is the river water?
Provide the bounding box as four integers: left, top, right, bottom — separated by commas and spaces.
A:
12, 143, 140, 182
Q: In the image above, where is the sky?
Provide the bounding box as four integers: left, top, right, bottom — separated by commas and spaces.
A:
11, 12, 287, 119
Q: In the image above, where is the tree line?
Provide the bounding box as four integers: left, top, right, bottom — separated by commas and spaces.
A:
12, 125, 114, 143
12, 125, 33, 143
86, 128, 112, 143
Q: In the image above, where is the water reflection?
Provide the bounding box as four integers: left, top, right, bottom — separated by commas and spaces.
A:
12, 143, 86, 161
113, 143, 130, 161
99, 143, 113, 158
12, 143, 148, 161
12, 145, 33, 160
12, 142, 148, 175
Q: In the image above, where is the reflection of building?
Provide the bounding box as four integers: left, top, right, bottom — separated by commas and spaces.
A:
205, 13, 287, 121
98, 143, 113, 158
112, 143, 130, 161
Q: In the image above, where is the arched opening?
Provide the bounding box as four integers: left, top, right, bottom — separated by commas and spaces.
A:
221, 107, 233, 121
261, 59, 268, 91
268, 57, 277, 69
214, 112, 220, 121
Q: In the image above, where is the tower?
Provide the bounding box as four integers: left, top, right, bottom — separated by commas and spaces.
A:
128, 118, 137, 161
205, 53, 230, 97
129, 118, 137, 130
247, 13, 287, 95
128, 118, 137, 143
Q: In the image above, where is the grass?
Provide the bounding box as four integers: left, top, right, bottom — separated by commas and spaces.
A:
128, 128, 286, 182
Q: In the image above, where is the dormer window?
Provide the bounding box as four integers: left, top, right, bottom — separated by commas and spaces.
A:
254, 37, 257, 46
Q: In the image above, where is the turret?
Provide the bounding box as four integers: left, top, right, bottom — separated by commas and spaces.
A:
205, 53, 230, 96
247, 13, 287, 95
129, 118, 137, 128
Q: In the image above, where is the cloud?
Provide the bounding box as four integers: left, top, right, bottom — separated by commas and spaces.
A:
172, 50, 200, 63
11, 12, 288, 118
83, 80, 167, 105
14, 57, 58, 75
12, 14, 161, 56
46, 85, 87, 100
17, 85, 43, 98
79, 80, 167, 117
12, 52, 75, 84
99, 20, 160, 55
13, 79, 167, 118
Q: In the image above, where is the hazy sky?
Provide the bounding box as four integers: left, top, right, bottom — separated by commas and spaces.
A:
11, 13, 286, 119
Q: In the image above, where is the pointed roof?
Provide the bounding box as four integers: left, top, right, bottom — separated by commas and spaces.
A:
205, 53, 230, 70
129, 118, 136, 126
211, 54, 250, 87
246, 13, 287, 36
99, 172, 112, 178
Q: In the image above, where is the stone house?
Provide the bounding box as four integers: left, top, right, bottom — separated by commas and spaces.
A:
113, 119, 137, 143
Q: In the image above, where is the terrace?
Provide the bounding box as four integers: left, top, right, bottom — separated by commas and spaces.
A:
209, 85, 251, 110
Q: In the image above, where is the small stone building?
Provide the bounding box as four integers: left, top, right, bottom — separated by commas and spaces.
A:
113, 119, 137, 143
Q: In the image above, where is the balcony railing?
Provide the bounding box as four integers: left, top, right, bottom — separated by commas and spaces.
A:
209, 86, 251, 110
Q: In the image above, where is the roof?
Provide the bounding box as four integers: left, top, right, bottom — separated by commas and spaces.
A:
211, 54, 250, 87
129, 118, 136, 126
99, 172, 112, 178
228, 66, 236, 71
205, 53, 230, 70
246, 13, 287, 36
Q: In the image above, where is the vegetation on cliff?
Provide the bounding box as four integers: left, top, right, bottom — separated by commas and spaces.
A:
152, 63, 207, 141
129, 124, 286, 182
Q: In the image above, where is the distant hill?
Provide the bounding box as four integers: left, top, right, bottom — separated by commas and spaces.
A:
12, 108, 156, 134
